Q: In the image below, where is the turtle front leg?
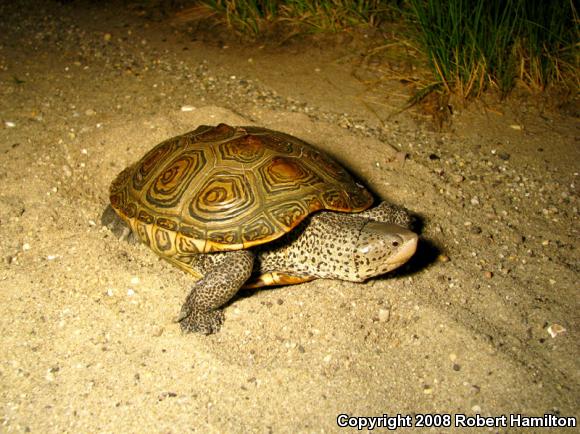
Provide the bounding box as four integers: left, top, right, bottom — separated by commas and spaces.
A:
178, 250, 254, 334
359, 201, 412, 228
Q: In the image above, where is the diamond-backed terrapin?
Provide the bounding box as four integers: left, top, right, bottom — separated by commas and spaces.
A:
103, 124, 418, 334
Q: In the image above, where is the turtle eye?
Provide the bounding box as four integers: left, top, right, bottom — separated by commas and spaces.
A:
392, 241, 399, 247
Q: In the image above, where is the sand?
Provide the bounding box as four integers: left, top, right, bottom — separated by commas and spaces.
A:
0, 1, 578, 432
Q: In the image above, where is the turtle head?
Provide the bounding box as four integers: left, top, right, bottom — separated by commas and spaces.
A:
353, 221, 418, 279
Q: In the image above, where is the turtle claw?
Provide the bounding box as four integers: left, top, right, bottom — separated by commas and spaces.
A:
178, 307, 224, 335
177, 286, 225, 334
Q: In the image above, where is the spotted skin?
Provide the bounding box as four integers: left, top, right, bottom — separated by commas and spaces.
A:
250, 201, 413, 286
177, 250, 254, 334
103, 200, 417, 334
358, 201, 412, 228
105, 124, 418, 334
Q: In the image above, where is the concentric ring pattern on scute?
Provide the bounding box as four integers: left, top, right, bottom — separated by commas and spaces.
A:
109, 124, 373, 254
145, 149, 206, 208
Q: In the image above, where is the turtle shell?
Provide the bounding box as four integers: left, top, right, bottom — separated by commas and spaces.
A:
109, 123, 373, 255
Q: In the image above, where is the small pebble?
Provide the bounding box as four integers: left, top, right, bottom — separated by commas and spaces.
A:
395, 152, 407, 164
5, 121, 16, 128
130, 276, 140, 284
180, 105, 196, 112
378, 308, 390, 322
471, 404, 482, 412
437, 254, 450, 263
484, 271, 493, 279
151, 326, 164, 337
547, 324, 566, 338
470, 196, 480, 206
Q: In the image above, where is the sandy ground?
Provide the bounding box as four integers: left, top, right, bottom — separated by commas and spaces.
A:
0, 1, 578, 432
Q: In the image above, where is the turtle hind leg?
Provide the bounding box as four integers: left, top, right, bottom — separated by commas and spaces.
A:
101, 204, 138, 244
178, 250, 254, 334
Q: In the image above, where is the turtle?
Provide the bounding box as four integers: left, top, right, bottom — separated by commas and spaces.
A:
102, 123, 418, 334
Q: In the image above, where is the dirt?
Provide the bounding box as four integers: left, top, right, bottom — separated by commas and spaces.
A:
0, 1, 578, 432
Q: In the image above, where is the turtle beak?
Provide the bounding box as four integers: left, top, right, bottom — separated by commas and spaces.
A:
355, 222, 418, 278
385, 226, 418, 269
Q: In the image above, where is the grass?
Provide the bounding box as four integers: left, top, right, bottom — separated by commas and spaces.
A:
187, 0, 578, 99
278, 0, 389, 32
514, 1, 579, 91
408, 0, 579, 98
193, 1, 279, 35
191, 0, 390, 36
